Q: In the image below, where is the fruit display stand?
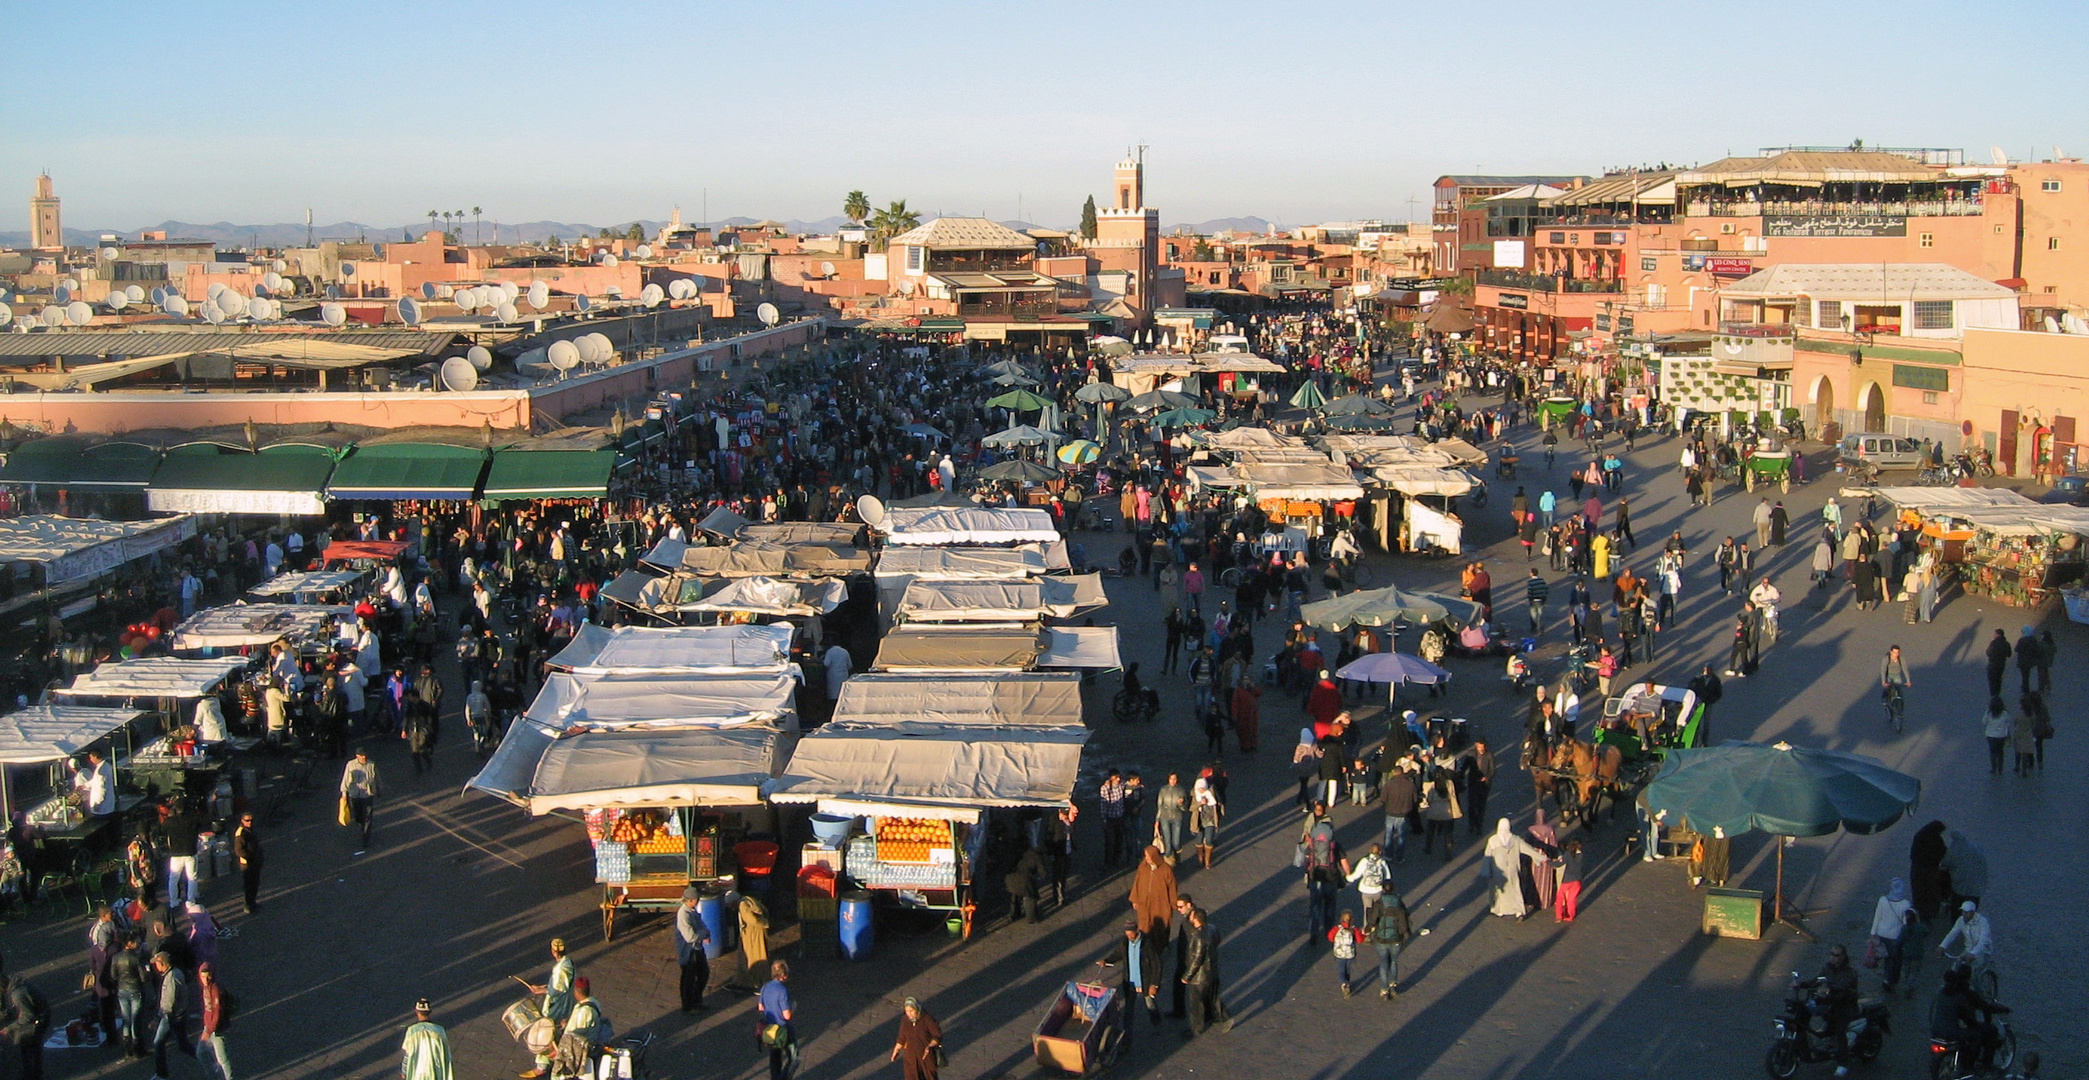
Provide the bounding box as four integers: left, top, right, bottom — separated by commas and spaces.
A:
588, 807, 723, 940
839, 812, 982, 939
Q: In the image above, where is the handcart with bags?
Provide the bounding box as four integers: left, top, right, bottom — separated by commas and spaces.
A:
1032, 977, 1126, 1075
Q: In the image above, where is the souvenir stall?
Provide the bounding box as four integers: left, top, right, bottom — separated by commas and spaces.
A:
467, 668, 798, 941
764, 672, 1090, 941
246, 569, 369, 604
169, 603, 354, 660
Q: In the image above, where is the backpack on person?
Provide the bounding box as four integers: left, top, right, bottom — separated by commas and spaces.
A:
1303, 821, 1336, 873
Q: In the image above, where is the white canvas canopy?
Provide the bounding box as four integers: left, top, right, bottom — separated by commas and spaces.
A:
0, 514, 197, 585
1233, 463, 1365, 501
1368, 465, 1480, 497
677, 576, 848, 616
548, 624, 794, 674
0, 704, 145, 764
829, 672, 1084, 729
523, 671, 797, 730
248, 570, 367, 598
468, 721, 785, 815
638, 537, 690, 570
1036, 626, 1123, 670
879, 506, 1059, 545
171, 604, 350, 652
765, 725, 1089, 809
873, 547, 1048, 580
874, 627, 1042, 671
739, 522, 862, 545
1204, 427, 1304, 451
55, 657, 248, 700
895, 575, 1106, 622
679, 541, 870, 577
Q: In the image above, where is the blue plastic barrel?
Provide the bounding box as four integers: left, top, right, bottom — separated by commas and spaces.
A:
697, 891, 727, 959
838, 891, 874, 960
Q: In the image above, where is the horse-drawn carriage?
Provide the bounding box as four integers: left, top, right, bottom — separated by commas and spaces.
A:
1527, 683, 1703, 829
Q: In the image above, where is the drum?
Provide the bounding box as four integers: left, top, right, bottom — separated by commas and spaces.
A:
501, 998, 543, 1041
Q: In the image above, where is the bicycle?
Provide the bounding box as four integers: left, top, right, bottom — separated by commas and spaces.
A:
1112, 685, 1159, 724
1883, 684, 1907, 733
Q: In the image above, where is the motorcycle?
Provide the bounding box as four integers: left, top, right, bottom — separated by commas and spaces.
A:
1765, 973, 1889, 1078
468, 707, 508, 758
1927, 1004, 2016, 1079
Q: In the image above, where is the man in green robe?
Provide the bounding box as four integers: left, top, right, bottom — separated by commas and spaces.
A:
401, 999, 453, 1080
522, 938, 577, 1079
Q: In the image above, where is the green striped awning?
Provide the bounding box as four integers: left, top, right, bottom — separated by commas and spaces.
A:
480, 449, 617, 501
0, 440, 161, 491
327, 444, 487, 501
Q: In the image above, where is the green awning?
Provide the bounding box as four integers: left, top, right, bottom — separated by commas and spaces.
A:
480, 449, 616, 501
327, 443, 487, 501
0, 440, 161, 491
146, 447, 337, 515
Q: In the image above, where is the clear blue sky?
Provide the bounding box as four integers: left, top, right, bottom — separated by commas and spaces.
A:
10, 0, 2087, 232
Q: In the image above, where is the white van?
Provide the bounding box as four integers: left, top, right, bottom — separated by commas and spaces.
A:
1838, 433, 1925, 470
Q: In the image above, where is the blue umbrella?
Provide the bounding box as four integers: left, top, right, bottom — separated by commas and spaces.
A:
1334, 651, 1450, 686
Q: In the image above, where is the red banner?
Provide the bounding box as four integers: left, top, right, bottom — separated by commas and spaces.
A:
1705, 257, 1754, 277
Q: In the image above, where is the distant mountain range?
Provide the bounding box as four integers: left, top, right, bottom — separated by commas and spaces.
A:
3, 213, 1285, 250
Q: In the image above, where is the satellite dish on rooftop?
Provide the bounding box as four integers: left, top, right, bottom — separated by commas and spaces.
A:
321, 302, 347, 326
499, 280, 519, 302
125, 284, 145, 303
59, 278, 78, 292
440, 356, 479, 391
641, 283, 665, 307
757, 302, 780, 326
264, 271, 284, 291
420, 282, 437, 299
0, 303, 12, 328
527, 281, 549, 309
821, 261, 837, 278
106, 295, 128, 314
246, 296, 270, 320
454, 289, 478, 313
398, 297, 422, 325
467, 344, 492, 370
202, 304, 226, 325
253, 284, 271, 299
163, 294, 189, 317
667, 278, 694, 300
495, 301, 518, 323
547, 339, 580, 370
574, 293, 592, 313
340, 262, 356, 277
42, 306, 66, 328
581, 332, 614, 362
207, 282, 229, 301
602, 253, 619, 267
635, 244, 652, 258
67, 300, 93, 325
150, 286, 168, 306
855, 493, 887, 529
53, 285, 72, 305
272, 258, 287, 271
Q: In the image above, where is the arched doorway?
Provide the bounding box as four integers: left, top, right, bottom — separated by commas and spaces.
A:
1858, 382, 1887, 432
1810, 375, 1835, 429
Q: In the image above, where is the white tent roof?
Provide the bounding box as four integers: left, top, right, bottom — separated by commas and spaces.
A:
829, 672, 1085, 730
1229, 463, 1365, 501
1203, 427, 1303, 451
170, 604, 350, 651
765, 725, 1088, 809
979, 425, 1062, 449
873, 546, 1048, 580
0, 704, 145, 764
1367, 465, 1480, 497
248, 570, 367, 597
547, 624, 794, 674
638, 537, 690, 570
1036, 626, 1123, 670
895, 575, 1106, 622
677, 576, 848, 616
467, 721, 785, 815
879, 506, 1059, 544
522, 671, 797, 729
55, 657, 249, 700
0, 514, 196, 584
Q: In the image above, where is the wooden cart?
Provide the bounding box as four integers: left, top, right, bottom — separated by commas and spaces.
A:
1032, 980, 1124, 1076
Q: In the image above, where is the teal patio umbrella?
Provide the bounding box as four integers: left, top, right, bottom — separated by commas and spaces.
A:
1151, 407, 1216, 429
1299, 584, 1479, 632
986, 389, 1052, 412
1288, 380, 1329, 410
979, 458, 1061, 482
1641, 741, 1920, 932
1125, 389, 1196, 412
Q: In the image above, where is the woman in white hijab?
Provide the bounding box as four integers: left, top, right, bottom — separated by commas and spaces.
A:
1483, 818, 1542, 918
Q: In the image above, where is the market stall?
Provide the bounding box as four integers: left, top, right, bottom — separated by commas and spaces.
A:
548, 624, 795, 675
871, 505, 1061, 546
247, 569, 369, 604
0, 704, 148, 851
891, 576, 1107, 625
169, 603, 353, 658
871, 625, 1121, 673
1851, 487, 2089, 607
0, 514, 197, 618
764, 672, 1090, 939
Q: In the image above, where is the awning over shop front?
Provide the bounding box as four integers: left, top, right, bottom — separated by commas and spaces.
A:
468, 722, 786, 815
170, 604, 350, 652
548, 624, 794, 674
522, 671, 797, 729
874, 627, 1042, 671
0, 439, 161, 491
0, 705, 146, 765
480, 449, 618, 501
326, 443, 488, 501
145, 447, 336, 516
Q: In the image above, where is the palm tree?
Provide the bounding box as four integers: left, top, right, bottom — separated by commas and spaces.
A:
440, 211, 452, 240
843, 190, 870, 225
426, 210, 438, 236
868, 200, 922, 247
471, 205, 483, 244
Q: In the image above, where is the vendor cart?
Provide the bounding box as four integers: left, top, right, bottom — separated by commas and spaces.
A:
1032, 979, 1125, 1075
590, 807, 722, 940
840, 810, 978, 939
1742, 450, 1792, 492
1536, 397, 1578, 429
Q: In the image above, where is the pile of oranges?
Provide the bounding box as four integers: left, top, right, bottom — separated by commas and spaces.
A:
875, 818, 950, 864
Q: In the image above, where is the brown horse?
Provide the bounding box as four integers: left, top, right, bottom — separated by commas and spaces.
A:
1547, 737, 1624, 831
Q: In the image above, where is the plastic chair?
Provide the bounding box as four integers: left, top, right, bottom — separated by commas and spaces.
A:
35, 872, 77, 918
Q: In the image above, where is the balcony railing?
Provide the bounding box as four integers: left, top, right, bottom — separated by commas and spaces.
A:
1719, 321, 1795, 340
1477, 268, 1622, 294
1683, 199, 1985, 219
